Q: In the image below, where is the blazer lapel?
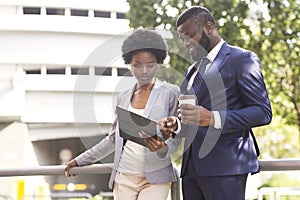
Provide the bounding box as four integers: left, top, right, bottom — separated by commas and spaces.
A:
120, 80, 162, 119
205, 42, 230, 77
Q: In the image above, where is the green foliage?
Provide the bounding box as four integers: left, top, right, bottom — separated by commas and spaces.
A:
254, 116, 299, 158
156, 64, 184, 85
126, 0, 163, 28
253, 0, 300, 130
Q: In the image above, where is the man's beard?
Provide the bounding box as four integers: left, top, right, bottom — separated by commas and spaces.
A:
192, 31, 210, 61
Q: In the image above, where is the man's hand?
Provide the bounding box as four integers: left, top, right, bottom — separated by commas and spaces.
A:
179, 104, 214, 126
139, 131, 167, 152
158, 116, 178, 139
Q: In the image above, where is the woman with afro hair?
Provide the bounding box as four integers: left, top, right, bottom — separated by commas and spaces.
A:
65, 29, 181, 200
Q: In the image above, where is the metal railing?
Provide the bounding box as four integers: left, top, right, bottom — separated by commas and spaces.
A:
259, 158, 300, 171
257, 187, 300, 200
22, 193, 93, 200
0, 159, 300, 200
0, 163, 180, 200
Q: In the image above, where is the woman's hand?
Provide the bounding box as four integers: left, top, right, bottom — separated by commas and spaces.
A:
158, 116, 178, 139
64, 159, 78, 178
139, 131, 167, 152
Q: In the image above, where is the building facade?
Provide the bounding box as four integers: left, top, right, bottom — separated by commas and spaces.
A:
0, 0, 134, 197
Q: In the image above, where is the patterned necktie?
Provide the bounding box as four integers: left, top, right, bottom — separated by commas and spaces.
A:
191, 57, 210, 96
180, 58, 210, 95
199, 57, 210, 76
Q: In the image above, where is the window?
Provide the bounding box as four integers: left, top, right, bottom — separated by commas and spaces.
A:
94, 11, 110, 18
25, 69, 41, 74
71, 68, 89, 75
95, 67, 112, 76
71, 9, 88, 17
23, 7, 41, 15
118, 68, 132, 76
46, 8, 64, 15
116, 12, 126, 19
47, 69, 65, 75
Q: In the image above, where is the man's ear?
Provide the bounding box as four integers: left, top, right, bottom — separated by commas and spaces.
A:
204, 21, 214, 34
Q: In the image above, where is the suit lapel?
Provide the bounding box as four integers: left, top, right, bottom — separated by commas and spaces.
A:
205, 42, 230, 77
190, 42, 231, 103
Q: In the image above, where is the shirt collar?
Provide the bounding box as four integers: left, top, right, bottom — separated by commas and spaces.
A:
206, 39, 225, 63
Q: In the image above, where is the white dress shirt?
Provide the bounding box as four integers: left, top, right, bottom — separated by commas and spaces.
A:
183, 39, 225, 130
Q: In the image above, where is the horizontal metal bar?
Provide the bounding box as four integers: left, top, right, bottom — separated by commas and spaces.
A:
0, 159, 299, 177
0, 163, 113, 177
259, 159, 300, 171
0, 163, 180, 200
50, 192, 93, 199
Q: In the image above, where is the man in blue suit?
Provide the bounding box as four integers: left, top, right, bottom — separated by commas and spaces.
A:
160, 6, 272, 200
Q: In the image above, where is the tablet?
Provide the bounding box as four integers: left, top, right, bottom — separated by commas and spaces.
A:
116, 106, 158, 147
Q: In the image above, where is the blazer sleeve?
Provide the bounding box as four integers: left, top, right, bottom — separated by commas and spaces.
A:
219, 51, 272, 132
76, 121, 116, 166
75, 99, 120, 166
157, 83, 182, 159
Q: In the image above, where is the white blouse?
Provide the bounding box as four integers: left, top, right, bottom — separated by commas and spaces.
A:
117, 105, 146, 176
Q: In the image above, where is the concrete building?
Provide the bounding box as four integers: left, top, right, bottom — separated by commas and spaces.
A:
0, 0, 135, 198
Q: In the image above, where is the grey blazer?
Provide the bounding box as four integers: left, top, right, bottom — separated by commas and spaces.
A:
76, 79, 181, 189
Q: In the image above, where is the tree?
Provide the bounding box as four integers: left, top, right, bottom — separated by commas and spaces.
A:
255, 117, 299, 159
252, 0, 300, 135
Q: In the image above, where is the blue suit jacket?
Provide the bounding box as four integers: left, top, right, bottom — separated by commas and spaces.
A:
179, 42, 272, 177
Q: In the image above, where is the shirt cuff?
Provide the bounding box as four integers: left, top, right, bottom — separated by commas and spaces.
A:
173, 117, 181, 135
212, 111, 222, 129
